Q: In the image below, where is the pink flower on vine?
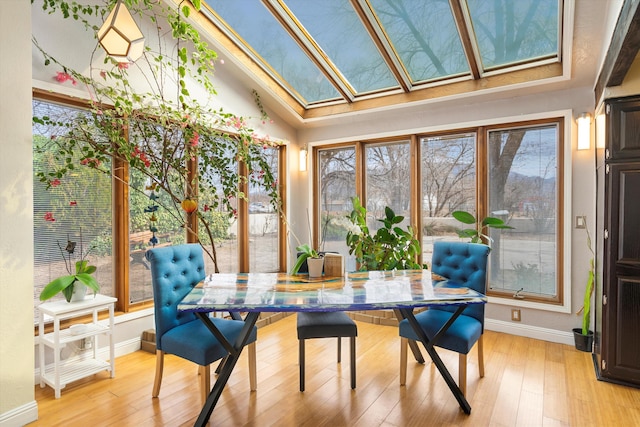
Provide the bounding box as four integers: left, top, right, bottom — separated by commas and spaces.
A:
190, 132, 200, 147
100, 70, 107, 79
228, 116, 244, 130
55, 72, 77, 85
69, 201, 77, 206
50, 178, 61, 187
80, 158, 101, 167
232, 209, 238, 218
131, 146, 150, 167
204, 205, 210, 212
117, 62, 129, 70
44, 212, 56, 222
139, 153, 151, 168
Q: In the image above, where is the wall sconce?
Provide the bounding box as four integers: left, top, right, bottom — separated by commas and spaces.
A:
577, 112, 592, 150
97, 0, 145, 63
299, 145, 308, 172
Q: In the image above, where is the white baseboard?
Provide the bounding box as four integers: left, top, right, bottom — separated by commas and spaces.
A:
485, 318, 574, 346
0, 400, 38, 427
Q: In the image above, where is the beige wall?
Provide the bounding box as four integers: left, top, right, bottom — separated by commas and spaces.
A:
0, 0, 37, 425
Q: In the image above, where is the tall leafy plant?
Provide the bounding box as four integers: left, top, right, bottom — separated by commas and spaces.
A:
346, 197, 425, 271
32, 0, 282, 272
577, 222, 596, 336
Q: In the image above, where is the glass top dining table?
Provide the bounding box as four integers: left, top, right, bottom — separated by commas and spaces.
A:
178, 269, 486, 313
177, 269, 487, 426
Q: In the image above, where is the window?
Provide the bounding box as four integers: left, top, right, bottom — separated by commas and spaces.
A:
33, 100, 113, 320
365, 141, 412, 225
420, 133, 476, 263
316, 117, 564, 305
249, 146, 280, 272
485, 121, 562, 302
129, 168, 184, 303
33, 97, 284, 320
318, 146, 356, 268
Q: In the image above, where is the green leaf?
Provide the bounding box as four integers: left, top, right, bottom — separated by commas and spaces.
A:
452, 210, 476, 224
76, 273, 99, 292
39, 275, 76, 301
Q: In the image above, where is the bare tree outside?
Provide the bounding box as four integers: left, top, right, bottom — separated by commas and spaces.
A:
318, 147, 356, 260
365, 142, 412, 221
420, 133, 476, 263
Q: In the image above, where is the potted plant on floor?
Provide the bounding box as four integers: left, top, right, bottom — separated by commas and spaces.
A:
573, 218, 595, 352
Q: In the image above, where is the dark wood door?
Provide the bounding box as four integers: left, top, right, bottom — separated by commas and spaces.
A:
601, 96, 640, 387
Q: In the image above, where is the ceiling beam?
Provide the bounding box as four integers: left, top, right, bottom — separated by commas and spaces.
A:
595, 0, 640, 105
450, 0, 481, 80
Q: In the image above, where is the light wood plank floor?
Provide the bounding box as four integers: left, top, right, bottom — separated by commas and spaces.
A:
30, 314, 640, 426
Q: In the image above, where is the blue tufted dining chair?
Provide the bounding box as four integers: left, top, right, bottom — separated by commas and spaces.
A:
398, 241, 490, 396
146, 244, 257, 404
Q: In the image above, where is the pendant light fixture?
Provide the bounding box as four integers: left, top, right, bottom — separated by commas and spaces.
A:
97, 0, 145, 63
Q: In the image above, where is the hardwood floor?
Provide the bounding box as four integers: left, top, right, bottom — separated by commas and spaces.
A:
30, 314, 640, 426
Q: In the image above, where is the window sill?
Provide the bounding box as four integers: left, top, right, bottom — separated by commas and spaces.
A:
488, 295, 571, 314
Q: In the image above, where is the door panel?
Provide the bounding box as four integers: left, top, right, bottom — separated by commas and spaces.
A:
602, 160, 640, 386
609, 97, 640, 160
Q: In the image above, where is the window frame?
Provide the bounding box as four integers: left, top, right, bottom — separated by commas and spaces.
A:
33, 90, 286, 320
313, 112, 572, 312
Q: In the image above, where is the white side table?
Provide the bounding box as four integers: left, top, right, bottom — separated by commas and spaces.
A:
38, 294, 117, 398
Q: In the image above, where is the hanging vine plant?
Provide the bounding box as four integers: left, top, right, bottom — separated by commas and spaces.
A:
32, 0, 282, 271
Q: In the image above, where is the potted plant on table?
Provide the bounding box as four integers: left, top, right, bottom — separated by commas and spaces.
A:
290, 243, 324, 278
39, 237, 99, 303
573, 219, 595, 352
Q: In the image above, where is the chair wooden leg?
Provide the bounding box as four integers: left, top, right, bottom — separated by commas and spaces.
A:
152, 350, 164, 398
299, 339, 305, 392
459, 353, 467, 396
199, 364, 210, 405
400, 337, 408, 385
337, 337, 342, 363
350, 336, 356, 389
248, 342, 257, 391
478, 334, 485, 378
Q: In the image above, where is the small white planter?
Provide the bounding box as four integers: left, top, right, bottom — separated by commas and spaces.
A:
69, 283, 87, 302
307, 257, 325, 278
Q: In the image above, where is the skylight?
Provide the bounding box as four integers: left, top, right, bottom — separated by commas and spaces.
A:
199, 0, 561, 117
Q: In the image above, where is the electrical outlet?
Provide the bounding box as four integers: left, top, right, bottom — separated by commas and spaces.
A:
511, 309, 521, 322
576, 215, 586, 229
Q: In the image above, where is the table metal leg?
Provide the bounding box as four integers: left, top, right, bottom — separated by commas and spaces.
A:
193, 311, 260, 427
397, 306, 471, 414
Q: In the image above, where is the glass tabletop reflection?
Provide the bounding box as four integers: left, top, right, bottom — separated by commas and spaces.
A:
178, 269, 486, 313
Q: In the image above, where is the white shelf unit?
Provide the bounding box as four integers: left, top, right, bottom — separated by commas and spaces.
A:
38, 294, 117, 398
